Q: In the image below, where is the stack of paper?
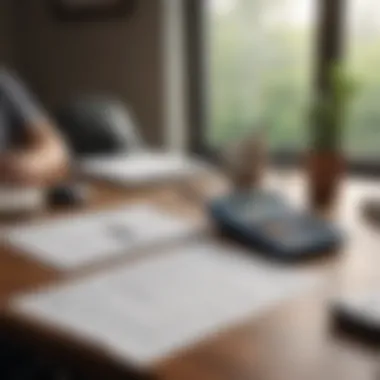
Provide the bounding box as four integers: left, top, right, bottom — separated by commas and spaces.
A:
5, 205, 202, 270
80, 152, 209, 187
13, 241, 322, 366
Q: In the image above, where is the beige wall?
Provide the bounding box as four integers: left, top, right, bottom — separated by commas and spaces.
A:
15, 0, 165, 145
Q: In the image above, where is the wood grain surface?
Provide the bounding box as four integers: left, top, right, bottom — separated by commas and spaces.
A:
1, 172, 380, 380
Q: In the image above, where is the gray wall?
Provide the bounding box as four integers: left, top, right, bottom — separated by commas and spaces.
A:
14, 0, 165, 145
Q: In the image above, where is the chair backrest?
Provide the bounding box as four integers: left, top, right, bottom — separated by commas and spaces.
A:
55, 96, 143, 156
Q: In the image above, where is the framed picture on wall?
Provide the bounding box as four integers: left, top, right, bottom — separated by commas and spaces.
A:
50, 0, 137, 21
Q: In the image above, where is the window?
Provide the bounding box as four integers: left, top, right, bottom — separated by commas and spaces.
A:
345, 0, 380, 160
187, 0, 380, 171
207, 0, 317, 152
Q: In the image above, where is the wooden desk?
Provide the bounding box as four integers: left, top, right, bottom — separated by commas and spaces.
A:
1, 173, 380, 380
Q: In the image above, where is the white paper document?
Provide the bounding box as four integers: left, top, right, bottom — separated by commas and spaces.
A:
13, 242, 322, 366
80, 152, 208, 187
5, 205, 201, 270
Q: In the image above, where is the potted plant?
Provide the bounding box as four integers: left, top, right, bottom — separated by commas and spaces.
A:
308, 63, 357, 209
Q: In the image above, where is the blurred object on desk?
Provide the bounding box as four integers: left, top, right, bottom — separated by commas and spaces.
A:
332, 289, 380, 345
12, 241, 322, 367
307, 64, 357, 210
0, 186, 45, 217
47, 183, 90, 208
222, 130, 267, 191
209, 189, 342, 262
79, 152, 212, 189
362, 199, 380, 228
5, 204, 203, 270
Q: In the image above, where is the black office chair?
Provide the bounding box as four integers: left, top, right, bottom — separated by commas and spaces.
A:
55, 96, 143, 157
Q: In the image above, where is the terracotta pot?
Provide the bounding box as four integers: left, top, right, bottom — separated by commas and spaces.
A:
307, 151, 344, 209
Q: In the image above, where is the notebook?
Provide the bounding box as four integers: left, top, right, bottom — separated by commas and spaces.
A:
80, 152, 209, 187
12, 241, 323, 366
5, 204, 202, 270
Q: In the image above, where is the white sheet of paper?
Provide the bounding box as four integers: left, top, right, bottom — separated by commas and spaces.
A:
80, 152, 208, 186
13, 241, 323, 366
5, 205, 201, 270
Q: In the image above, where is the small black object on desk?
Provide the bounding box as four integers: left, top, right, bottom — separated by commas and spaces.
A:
47, 184, 88, 207
332, 293, 380, 345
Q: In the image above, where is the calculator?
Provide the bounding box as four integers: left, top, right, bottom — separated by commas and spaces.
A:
209, 190, 342, 261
